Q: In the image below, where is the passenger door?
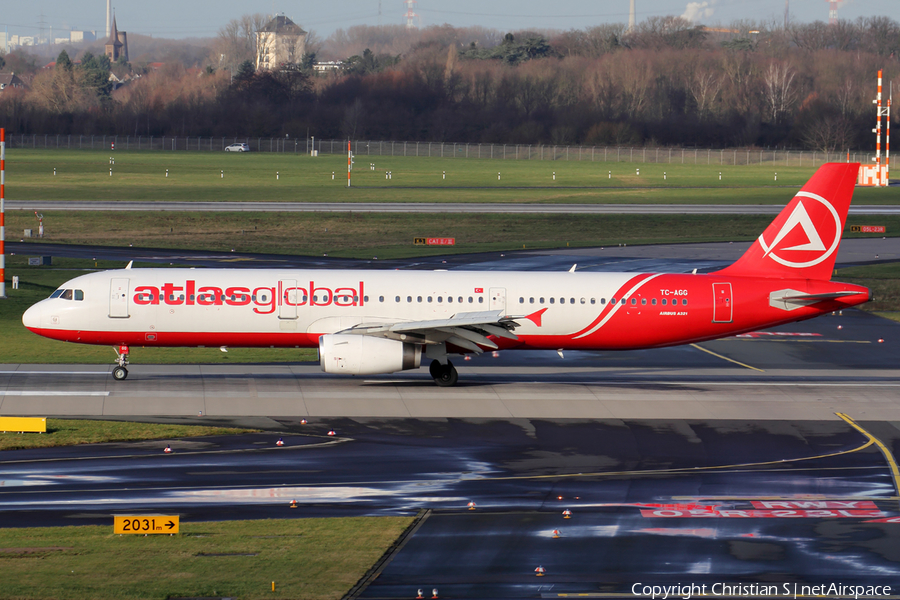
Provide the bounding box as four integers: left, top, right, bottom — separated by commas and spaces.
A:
109, 278, 130, 318
712, 282, 733, 323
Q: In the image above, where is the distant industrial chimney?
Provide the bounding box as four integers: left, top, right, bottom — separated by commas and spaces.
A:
628, 0, 635, 31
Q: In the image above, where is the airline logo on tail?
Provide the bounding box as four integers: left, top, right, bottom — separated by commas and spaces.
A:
758, 191, 842, 269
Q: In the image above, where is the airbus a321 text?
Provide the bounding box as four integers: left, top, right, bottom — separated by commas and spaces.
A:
23, 163, 870, 386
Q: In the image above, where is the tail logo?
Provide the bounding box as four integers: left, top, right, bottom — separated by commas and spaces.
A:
758, 192, 841, 269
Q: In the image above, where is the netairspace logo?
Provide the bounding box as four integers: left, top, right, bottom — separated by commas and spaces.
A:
631, 582, 893, 600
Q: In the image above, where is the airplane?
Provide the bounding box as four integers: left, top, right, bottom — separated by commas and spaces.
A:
22, 163, 869, 386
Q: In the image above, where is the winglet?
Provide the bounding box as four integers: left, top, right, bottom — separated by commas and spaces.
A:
125, 261, 133, 270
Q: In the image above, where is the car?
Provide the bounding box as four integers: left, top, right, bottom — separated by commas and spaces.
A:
224, 143, 250, 152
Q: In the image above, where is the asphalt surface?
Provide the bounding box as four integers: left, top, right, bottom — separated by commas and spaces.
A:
1, 417, 898, 598
7, 200, 900, 214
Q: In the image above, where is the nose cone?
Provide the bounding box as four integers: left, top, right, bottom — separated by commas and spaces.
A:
22, 302, 42, 331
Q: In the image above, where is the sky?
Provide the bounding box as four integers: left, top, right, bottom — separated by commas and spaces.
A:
2, 0, 900, 41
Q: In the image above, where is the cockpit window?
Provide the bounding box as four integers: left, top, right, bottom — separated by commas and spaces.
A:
74, 289, 84, 301
49, 289, 64, 299
61, 289, 73, 300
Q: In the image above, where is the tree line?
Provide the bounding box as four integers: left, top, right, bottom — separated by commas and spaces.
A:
1, 16, 899, 151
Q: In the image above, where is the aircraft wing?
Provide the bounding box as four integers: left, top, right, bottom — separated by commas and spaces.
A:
337, 310, 522, 354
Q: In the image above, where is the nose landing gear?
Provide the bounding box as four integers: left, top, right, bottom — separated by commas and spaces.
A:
112, 345, 130, 381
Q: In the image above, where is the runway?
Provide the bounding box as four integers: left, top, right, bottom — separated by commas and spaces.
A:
6, 200, 900, 214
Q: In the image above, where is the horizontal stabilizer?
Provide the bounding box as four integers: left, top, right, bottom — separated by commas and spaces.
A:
769, 288, 867, 311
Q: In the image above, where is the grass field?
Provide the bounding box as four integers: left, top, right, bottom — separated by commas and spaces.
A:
0, 418, 256, 451
0, 517, 412, 600
7, 211, 900, 259
7, 149, 900, 204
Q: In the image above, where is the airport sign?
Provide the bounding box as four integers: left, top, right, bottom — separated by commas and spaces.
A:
114, 515, 179, 535
850, 225, 886, 233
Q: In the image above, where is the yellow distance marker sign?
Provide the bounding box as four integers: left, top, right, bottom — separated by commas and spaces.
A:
114, 515, 179, 535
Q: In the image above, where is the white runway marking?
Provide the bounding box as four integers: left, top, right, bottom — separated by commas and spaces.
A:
0, 371, 108, 375
0, 391, 110, 396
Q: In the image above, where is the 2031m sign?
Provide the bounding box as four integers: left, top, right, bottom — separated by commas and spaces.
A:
114, 515, 180, 535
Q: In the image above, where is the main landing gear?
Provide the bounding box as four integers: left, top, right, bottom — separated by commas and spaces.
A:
112, 345, 130, 381
429, 359, 458, 387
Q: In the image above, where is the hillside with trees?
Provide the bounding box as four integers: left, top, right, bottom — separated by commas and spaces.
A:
0, 16, 898, 150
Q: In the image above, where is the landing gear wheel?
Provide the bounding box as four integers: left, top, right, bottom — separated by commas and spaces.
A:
429, 359, 442, 379
433, 360, 458, 387
112, 366, 128, 381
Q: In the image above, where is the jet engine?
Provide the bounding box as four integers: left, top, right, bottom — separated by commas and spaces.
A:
318, 334, 422, 375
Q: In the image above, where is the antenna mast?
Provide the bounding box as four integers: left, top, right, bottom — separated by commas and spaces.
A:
404, 0, 419, 29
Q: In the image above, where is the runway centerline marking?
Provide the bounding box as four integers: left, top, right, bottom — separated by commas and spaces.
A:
690, 343, 765, 372
837, 412, 900, 505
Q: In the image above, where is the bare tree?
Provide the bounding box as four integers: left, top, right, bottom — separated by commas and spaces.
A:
763, 61, 798, 123
689, 66, 722, 120
210, 13, 270, 74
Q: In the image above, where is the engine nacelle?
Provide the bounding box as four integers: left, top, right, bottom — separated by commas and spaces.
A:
318, 334, 422, 375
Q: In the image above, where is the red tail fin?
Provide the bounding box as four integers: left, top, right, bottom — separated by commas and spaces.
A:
715, 163, 859, 281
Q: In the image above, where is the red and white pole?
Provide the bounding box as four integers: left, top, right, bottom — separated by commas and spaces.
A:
876, 70, 883, 187
347, 139, 351, 188
887, 89, 892, 183
0, 128, 5, 299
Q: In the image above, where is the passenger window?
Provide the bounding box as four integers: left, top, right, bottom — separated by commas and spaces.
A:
75, 290, 84, 301
530, 298, 534, 304
418, 296, 423, 303
630, 298, 636, 305
379, 296, 384, 302
641, 298, 647, 305
395, 296, 401, 302
468, 297, 473, 303
478, 297, 484, 303
610, 297, 616, 304
437, 297, 442, 303
50, 289, 64, 299
428, 296, 433, 303
621, 299, 626, 305
570, 298, 575, 304
651, 299, 657, 305
519, 297, 524, 303
682, 299, 688, 305
662, 299, 667, 305
540, 297, 545, 304
458, 297, 463, 303
448, 297, 453, 303
407, 296, 412, 303
580, 298, 585, 304
550, 298, 555, 304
